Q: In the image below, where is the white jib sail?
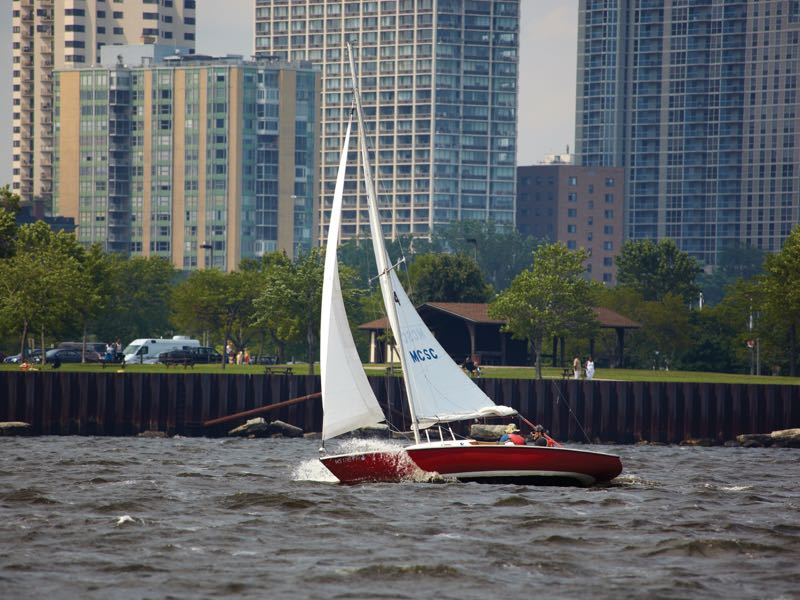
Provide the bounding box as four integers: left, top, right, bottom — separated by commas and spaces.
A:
320, 114, 386, 441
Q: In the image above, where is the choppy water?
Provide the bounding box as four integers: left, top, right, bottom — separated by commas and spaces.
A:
1, 437, 798, 600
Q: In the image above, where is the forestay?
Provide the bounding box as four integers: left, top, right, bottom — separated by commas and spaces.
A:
320, 114, 386, 441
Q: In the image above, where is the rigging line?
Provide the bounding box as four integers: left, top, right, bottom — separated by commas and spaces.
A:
550, 379, 593, 444
368, 256, 406, 284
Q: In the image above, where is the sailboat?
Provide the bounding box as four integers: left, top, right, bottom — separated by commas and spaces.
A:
318, 45, 622, 486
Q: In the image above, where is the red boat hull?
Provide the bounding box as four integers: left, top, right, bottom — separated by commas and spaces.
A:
319, 449, 422, 484
320, 442, 622, 486
406, 442, 622, 486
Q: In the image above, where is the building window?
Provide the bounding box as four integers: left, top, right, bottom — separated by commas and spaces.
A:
568, 176, 577, 186
605, 177, 615, 187
603, 241, 613, 251
604, 225, 613, 234
604, 209, 614, 219
567, 224, 576, 233
603, 257, 613, 266
567, 240, 577, 250
568, 192, 577, 203
567, 208, 577, 217
603, 273, 613, 283
605, 193, 614, 204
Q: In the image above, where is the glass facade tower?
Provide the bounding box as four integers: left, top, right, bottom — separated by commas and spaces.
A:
576, 0, 800, 265
11, 0, 196, 210
54, 53, 319, 271
254, 0, 520, 242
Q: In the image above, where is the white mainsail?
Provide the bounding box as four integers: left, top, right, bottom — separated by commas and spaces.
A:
320, 114, 386, 441
346, 44, 515, 436
387, 269, 515, 428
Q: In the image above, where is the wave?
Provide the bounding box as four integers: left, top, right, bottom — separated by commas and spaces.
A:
0, 488, 58, 505
217, 491, 315, 510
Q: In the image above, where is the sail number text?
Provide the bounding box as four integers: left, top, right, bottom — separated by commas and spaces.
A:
409, 348, 438, 363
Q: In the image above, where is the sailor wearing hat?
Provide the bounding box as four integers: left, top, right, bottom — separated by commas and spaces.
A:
498, 423, 526, 446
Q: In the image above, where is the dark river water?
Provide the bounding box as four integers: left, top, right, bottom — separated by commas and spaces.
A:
1, 437, 798, 600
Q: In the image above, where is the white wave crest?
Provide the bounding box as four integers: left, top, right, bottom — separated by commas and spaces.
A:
292, 458, 339, 482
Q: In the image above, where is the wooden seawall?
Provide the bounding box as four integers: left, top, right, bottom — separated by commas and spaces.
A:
1, 372, 798, 443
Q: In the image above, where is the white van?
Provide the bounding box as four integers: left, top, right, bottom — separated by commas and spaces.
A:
122, 336, 201, 364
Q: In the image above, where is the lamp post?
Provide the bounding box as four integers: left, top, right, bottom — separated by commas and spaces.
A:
200, 242, 213, 269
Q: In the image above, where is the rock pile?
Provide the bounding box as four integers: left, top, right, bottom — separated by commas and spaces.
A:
228, 418, 303, 438
736, 428, 800, 448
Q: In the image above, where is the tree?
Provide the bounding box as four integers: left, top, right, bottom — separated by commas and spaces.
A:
432, 220, 540, 291
0, 185, 21, 214
761, 225, 800, 376
94, 256, 177, 345
71, 244, 125, 361
698, 243, 765, 305
616, 238, 701, 303
0, 209, 17, 260
171, 268, 261, 367
0, 222, 86, 360
253, 249, 361, 373
407, 253, 492, 304
489, 243, 601, 379
338, 235, 429, 290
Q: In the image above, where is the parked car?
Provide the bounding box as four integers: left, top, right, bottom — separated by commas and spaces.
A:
58, 342, 107, 355
192, 346, 223, 364
254, 354, 277, 365
4, 349, 42, 364
33, 348, 85, 364
157, 349, 196, 366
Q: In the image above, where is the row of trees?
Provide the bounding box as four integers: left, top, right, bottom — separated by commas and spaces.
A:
1, 183, 798, 375
489, 233, 800, 378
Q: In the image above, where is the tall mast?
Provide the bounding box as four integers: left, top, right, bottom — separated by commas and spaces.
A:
346, 43, 421, 444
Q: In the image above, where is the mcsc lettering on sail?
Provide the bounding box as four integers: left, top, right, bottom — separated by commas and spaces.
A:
408, 348, 438, 363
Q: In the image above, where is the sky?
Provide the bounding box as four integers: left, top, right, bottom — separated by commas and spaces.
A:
0, 0, 578, 187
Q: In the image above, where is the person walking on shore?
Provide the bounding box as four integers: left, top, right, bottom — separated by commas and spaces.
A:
586, 356, 595, 380
573, 356, 581, 379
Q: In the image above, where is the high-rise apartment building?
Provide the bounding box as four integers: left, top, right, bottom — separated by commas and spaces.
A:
254, 0, 519, 242
576, 0, 800, 265
11, 0, 196, 210
53, 50, 320, 271
517, 164, 624, 285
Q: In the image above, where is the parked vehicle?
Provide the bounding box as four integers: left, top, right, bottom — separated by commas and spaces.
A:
192, 346, 223, 364
157, 349, 196, 366
254, 354, 278, 365
55, 342, 104, 362
122, 336, 201, 364
4, 349, 42, 364
58, 342, 107, 355
33, 349, 85, 364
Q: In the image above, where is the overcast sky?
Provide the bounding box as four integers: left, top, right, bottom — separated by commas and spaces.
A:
0, 0, 577, 187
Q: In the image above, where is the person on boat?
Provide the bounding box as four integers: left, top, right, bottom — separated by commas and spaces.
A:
498, 423, 525, 445
530, 425, 548, 447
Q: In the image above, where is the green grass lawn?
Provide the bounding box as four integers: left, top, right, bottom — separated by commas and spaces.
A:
1, 361, 798, 385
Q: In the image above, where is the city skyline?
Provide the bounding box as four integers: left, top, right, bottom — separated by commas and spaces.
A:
0, 1, 579, 191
